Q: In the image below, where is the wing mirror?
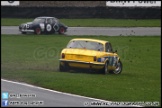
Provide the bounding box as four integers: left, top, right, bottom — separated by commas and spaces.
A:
114, 50, 117, 53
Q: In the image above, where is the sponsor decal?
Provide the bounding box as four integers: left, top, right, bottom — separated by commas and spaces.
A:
1, 1, 19, 6
106, 1, 161, 7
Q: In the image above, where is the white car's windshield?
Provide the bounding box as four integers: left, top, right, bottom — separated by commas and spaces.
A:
33, 18, 45, 23
67, 40, 104, 51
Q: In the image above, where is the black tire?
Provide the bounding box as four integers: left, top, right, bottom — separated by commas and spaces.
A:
59, 27, 65, 34
22, 32, 26, 34
59, 63, 65, 72
59, 62, 69, 72
34, 28, 41, 35
112, 60, 122, 74
101, 61, 109, 74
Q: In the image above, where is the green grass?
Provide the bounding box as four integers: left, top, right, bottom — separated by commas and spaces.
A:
1, 35, 161, 106
1, 18, 161, 27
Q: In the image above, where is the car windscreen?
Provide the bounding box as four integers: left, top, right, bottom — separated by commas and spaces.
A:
67, 40, 104, 51
33, 18, 45, 23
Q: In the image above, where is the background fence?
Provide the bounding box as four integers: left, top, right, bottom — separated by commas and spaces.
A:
1, 1, 161, 19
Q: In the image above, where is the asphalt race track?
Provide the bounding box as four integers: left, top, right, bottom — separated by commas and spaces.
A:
1, 79, 139, 107
1, 26, 161, 36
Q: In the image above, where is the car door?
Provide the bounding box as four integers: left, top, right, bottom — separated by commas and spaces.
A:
52, 18, 59, 32
45, 18, 53, 33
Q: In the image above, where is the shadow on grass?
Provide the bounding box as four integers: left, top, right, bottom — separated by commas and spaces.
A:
57, 68, 108, 75
56, 67, 134, 77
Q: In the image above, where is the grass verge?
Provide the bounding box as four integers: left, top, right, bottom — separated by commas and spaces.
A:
1, 18, 161, 27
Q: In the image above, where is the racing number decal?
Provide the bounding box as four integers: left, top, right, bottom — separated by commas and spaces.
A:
107, 56, 118, 66
108, 57, 113, 66
53, 23, 59, 31
39, 23, 45, 31
24, 24, 29, 29
26, 24, 29, 28
46, 24, 52, 32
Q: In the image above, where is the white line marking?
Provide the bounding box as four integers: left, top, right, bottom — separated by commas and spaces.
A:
1, 79, 141, 107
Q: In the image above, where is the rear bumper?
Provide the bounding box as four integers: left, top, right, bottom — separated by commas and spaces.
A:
59, 59, 105, 70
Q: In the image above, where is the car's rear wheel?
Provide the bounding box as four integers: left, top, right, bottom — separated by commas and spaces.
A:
22, 32, 26, 34
59, 62, 69, 72
112, 60, 122, 74
35, 28, 41, 35
59, 27, 65, 34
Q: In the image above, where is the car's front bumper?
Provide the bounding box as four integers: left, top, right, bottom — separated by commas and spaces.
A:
59, 59, 105, 70
19, 29, 34, 33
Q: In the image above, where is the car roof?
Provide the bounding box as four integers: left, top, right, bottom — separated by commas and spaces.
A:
36, 16, 56, 19
70, 38, 109, 44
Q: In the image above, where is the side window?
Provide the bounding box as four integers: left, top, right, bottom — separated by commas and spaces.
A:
105, 43, 113, 52
52, 18, 56, 24
46, 18, 52, 24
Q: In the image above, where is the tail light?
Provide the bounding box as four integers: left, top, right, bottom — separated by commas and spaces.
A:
62, 53, 65, 59
94, 56, 97, 61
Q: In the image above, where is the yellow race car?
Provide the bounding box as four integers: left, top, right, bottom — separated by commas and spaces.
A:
59, 38, 122, 74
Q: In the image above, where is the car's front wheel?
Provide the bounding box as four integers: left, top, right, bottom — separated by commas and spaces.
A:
59, 62, 69, 72
112, 60, 122, 74
34, 28, 41, 35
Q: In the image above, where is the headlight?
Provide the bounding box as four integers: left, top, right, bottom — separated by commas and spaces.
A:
19, 24, 23, 27
97, 57, 105, 62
